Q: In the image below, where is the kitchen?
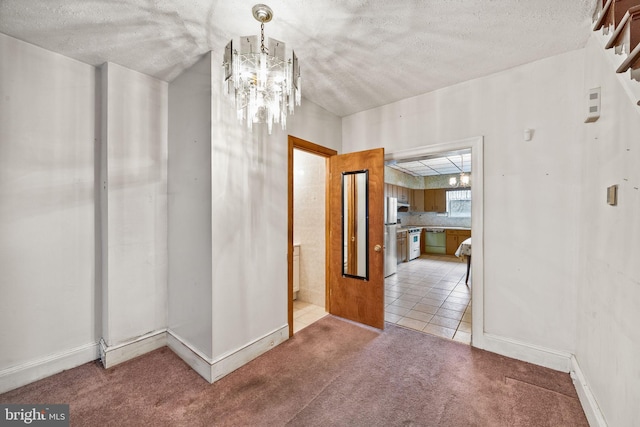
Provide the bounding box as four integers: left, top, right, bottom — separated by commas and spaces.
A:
383, 151, 473, 342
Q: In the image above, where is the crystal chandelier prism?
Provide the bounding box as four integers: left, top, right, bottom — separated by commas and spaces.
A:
223, 4, 301, 134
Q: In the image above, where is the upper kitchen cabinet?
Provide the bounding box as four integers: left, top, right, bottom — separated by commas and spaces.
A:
411, 189, 424, 212
424, 189, 447, 213
385, 183, 412, 206
385, 183, 397, 199
397, 186, 409, 204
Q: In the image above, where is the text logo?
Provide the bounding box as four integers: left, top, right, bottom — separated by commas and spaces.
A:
0, 405, 69, 426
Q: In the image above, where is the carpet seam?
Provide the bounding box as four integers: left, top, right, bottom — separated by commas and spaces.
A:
283, 320, 380, 425
504, 376, 579, 399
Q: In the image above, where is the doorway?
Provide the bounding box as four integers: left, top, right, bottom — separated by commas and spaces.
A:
385, 137, 484, 346
287, 136, 337, 337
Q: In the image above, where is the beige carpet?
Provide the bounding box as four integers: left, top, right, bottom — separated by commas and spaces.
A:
0, 316, 588, 426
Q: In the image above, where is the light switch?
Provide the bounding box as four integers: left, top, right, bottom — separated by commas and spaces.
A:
585, 87, 601, 123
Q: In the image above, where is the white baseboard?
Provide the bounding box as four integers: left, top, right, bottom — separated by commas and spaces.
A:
1, 326, 289, 393
570, 355, 608, 427
0, 342, 99, 394
475, 332, 572, 372
167, 325, 289, 383
166, 331, 214, 382
100, 329, 167, 369
210, 325, 289, 382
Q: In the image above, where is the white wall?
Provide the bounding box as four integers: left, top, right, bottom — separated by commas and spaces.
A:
288, 99, 342, 150
101, 63, 168, 348
576, 35, 640, 427
208, 54, 341, 364
164, 48, 341, 380
0, 33, 98, 388
168, 53, 213, 358
0, 32, 342, 389
343, 49, 585, 354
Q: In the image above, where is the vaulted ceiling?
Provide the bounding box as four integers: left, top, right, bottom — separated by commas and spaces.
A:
0, 0, 595, 117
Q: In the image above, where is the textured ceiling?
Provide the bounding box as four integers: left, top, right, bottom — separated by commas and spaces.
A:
0, 0, 595, 117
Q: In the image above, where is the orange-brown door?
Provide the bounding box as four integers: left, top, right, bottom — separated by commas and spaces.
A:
328, 148, 385, 329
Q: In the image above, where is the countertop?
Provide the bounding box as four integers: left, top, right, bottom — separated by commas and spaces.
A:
400, 226, 471, 231
395, 226, 471, 235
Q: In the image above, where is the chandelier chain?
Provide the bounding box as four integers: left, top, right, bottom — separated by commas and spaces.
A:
260, 22, 266, 53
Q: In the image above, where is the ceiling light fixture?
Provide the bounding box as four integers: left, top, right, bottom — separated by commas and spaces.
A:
449, 155, 470, 187
223, 4, 301, 134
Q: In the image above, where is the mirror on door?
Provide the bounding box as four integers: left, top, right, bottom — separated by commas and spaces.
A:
342, 170, 369, 280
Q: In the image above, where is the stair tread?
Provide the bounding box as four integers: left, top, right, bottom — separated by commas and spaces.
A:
605, 5, 640, 49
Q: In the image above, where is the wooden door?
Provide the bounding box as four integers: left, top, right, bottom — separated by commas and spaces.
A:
329, 148, 385, 329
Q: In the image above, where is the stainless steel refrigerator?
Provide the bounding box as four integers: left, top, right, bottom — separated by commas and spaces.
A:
384, 197, 398, 277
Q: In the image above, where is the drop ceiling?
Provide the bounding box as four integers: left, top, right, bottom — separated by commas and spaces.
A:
0, 0, 595, 117
387, 152, 471, 177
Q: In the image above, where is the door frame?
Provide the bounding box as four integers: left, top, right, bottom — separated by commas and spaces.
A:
287, 135, 338, 338
385, 136, 484, 347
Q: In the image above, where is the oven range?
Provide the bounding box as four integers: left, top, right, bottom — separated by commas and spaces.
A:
407, 228, 421, 261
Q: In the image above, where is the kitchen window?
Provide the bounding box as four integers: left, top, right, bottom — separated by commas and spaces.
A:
446, 189, 471, 218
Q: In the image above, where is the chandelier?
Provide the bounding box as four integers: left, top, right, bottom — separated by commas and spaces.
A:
223, 4, 301, 134
449, 155, 470, 187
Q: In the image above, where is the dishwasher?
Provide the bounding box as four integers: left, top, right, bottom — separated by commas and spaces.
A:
425, 228, 446, 254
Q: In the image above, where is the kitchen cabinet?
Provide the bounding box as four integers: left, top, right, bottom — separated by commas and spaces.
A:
445, 229, 471, 255
398, 186, 409, 204
385, 184, 413, 207
390, 184, 398, 199
424, 189, 447, 212
411, 189, 424, 212
387, 184, 443, 213
397, 230, 407, 263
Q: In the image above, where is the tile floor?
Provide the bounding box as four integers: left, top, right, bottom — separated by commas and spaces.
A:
293, 254, 471, 343
385, 254, 472, 344
293, 300, 328, 333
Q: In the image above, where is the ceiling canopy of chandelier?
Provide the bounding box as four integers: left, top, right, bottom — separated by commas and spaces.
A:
223, 4, 301, 134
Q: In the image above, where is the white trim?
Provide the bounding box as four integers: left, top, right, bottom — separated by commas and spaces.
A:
166, 330, 214, 382
477, 333, 572, 372
570, 355, 608, 427
386, 135, 485, 350
210, 324, 289, 382
100, 329, 167, 369
385, 137, 482, 163
0, 342, 99, 394
167, 325, 289, 383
